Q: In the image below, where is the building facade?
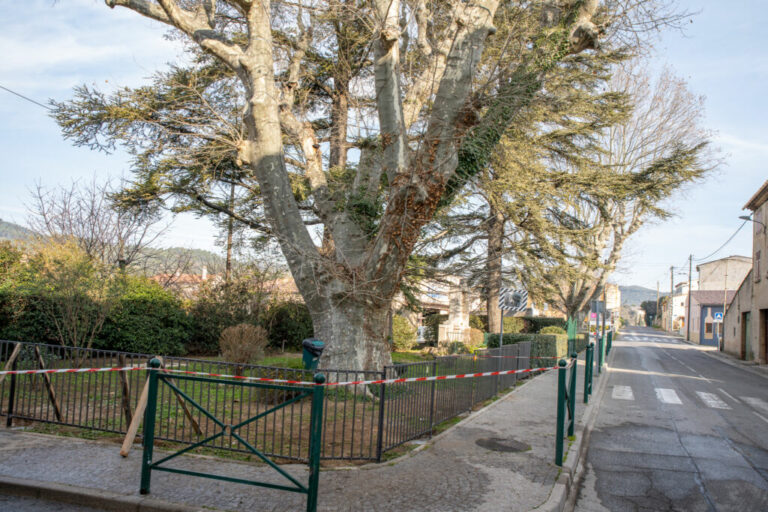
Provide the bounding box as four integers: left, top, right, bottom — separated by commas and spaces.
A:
697, 256, 752, 291
688, 290, 735, 346
723, 180, 768, 361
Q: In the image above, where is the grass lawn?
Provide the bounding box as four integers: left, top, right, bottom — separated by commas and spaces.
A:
391, 350, 434, 364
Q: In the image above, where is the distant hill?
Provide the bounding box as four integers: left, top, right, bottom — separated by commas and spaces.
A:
0, 220, 34, 241
620, 285, 668, 306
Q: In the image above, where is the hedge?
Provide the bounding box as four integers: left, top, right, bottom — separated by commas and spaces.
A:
521, 316, 568, 333
485, 332, 591, 362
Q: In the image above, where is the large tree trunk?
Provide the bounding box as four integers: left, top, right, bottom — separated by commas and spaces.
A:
486, 203, 504, 333
311, 293, 392, 371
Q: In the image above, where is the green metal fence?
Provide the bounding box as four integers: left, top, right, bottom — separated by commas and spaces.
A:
555, 353, 577, 466
139, 358, 325, 512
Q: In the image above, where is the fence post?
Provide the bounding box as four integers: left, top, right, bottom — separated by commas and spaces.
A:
428, 360, 437, 434
140, 358, 161, 495
601, 333, 607, 366
375, 370, 386, 462
568, 353, 577, 438
596, 331, 602, 374
306, 373, 325, 512
6, 357, 17, 428
584, 343, 593, 403
555, 359, 567, 466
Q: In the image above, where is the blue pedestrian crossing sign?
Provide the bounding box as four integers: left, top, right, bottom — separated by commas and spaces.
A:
714, 312, 723, 322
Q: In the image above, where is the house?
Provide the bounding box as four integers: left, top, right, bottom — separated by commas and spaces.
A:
697, 256, 752, 291
663, 281, 697, 335
723, 180, 768, 361
670, 255, 749, 341
687, 290, 735, 347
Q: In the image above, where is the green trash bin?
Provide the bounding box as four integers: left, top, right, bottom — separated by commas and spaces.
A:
302, 339, 325, 370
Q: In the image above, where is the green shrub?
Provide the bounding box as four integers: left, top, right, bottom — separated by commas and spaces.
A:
98, 277, 191, 355
540, 325, 566, 335
422, 314, 448, 346
484, 332, 533, 349
520, 316, 567, 333
503, 316, 525, 333
187, 275, 267, 354
392, 315, 417, 351
262, 301, 314, 351
447, 341, 468, 354
0, 289, 59, 344
469, 315, 488, 332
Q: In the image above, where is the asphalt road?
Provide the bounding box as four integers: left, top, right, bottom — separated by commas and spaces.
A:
574, 326, 768, 511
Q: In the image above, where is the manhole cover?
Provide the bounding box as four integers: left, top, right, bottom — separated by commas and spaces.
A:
475, 437, 531, 453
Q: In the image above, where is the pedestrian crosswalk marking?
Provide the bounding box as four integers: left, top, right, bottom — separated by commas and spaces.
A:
655, 388, 682, 405
696, 392, 730, 409
742, 397, 768, 415
612, 385, 634, 400
718, 388, 739, 403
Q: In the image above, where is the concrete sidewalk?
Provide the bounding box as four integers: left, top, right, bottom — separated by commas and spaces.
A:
0, 352, 611, 512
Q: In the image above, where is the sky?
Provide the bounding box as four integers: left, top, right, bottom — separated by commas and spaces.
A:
0, 0, 766, 290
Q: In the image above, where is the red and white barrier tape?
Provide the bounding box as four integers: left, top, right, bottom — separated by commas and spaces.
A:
0, 363, 568, 386
160, 366, 557, 386
474, 355, 567, 360
0, 366, 145, 377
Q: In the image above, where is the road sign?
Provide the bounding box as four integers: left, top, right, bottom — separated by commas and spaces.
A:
499, 287, 528, 312
714, 312, 723, 322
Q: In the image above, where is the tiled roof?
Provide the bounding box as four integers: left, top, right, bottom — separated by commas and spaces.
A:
690, 290, 736, 305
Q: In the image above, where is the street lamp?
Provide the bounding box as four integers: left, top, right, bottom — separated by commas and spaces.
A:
739, 215, 767, 233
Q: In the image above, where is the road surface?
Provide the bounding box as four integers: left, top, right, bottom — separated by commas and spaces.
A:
575, 326, 768, 511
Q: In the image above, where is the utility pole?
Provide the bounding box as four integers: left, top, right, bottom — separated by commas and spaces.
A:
656, 281, 660, 327
670, 266, 675, 331
686, 255, 693, 342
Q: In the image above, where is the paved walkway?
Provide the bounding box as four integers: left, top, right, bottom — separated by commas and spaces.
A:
0, 353, 604, 512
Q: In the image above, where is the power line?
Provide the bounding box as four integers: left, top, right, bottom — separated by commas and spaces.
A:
0, 84, 52, 111
694, 220, 748, 262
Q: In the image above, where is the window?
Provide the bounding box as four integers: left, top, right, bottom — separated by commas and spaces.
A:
705, 323, 713, 335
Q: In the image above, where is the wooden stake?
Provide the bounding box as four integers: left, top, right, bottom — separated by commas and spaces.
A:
0, 343, 22, 387
34, 346, 63, 422
120, 357, 202, 457
120, 374, 149, 457
159, 358, 201, 436
118, 354, 132, 425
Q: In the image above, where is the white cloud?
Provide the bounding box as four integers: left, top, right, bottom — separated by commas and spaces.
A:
715, 133, 768, 155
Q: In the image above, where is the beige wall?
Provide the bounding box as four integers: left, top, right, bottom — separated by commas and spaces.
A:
697, 257, 752, 291
724, 270, 753, 359
722, 198, 768, 362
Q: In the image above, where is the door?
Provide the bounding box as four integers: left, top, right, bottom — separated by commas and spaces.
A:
742, 312, 751, 360
700, 307, 718, 347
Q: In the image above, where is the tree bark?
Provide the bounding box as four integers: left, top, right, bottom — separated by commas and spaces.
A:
312, 293, 392, 371
486, 203, 504, 333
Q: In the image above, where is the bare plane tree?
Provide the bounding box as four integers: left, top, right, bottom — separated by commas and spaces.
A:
27, 176, 168, 270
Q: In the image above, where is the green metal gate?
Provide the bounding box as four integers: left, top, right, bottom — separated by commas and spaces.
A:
139, 358, 325, 512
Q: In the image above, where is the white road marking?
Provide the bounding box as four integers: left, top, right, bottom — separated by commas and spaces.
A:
718, 388, 739, 403
742, 397, 768, 415
655, 388, 682, 405
696, 392, 731, 409
612, 385, 635, 401
754, 412, 768, 425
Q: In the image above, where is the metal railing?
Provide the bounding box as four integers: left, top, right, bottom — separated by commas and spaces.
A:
555, 353, 578, 466
140, 358, 325, 512
0, 339, 534, 463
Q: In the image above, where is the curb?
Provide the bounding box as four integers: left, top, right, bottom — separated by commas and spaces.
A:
539, 344, 615, 512
670, 331, 768, 382
0, 475, 213, 512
